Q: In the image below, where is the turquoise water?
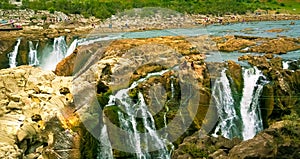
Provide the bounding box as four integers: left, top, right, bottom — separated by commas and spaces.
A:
120, 20, 300, 38
204, 20, 300, 38
34, 20, 300, 70
118, 20, 300, 63
276, 50, 300, 60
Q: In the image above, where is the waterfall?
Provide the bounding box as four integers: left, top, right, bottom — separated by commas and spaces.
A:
65, 39, 78, 58
240, 67, 264, 140
40, 36, 67, 71
77, 34, 123, 46
212, 69, 240, 139
212, 67, 265, 140
8, 38, 21, 68
282, 61, 290, 69
97, 125, 113, 159
28, 41, 39, 66
105, 69, 171, 159
170, 76, 175, 98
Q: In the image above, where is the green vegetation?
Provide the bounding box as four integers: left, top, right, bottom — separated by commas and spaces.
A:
1, 0, 300, 19
0, 0, 17, 9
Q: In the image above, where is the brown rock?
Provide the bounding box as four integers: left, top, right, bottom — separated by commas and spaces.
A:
228, 132, 275, 159
264, 53, 274, 59
216, 36, 256, 52
0, 38, 16, 69
249, 38, 300, 54
54, 48, 78, 76
209, 149, 228, 159
227, 60, 243, 93
266, 28, 285, 33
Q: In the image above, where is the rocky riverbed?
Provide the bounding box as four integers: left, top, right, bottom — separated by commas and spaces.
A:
0, 8, 300, 159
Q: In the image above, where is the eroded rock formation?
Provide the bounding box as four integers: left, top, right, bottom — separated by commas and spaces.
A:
0, 66, 83, 159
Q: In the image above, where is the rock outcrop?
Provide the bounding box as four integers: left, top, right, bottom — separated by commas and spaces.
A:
173, 119, 300, 159
54, 36, 208, 76
213, 35, 300, 54
0, 66, 83, 159
214, 35, 256, 52
55, 48, 78, 76
67, 35, 211, 158
249, 37, 300, 54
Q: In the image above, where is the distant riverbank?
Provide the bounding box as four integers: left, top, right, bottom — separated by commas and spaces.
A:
1, 8, 300, 41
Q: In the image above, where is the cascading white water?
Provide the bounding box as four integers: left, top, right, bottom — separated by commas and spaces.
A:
28, 41, 39, 66
240, 67, 264, 140
38, 35, 124, 71
8, 38, 21, 68
212, 67, 265, 140
40, 36, 67, 70
65, 39, 78, 58
105, 69, 171, 159
282, 61, 290, 69
212, 69, 240, 139
97, 125, 114, 159
77, 34, 123, 46
170, 76, 175, 99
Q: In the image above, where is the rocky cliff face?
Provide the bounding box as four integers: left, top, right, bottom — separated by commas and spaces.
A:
54, 34, 300, 158
67, 35, 212, 158
0, 66, 84, 159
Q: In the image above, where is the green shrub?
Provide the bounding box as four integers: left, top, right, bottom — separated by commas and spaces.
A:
41, 15, 47, 21
48, 7, 55, 14
2, 0, 296, 20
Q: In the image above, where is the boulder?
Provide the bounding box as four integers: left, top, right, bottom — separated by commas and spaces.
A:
216, 36, 256, 52
249, 38, 300, 54
228, 132, 275, 159
173, 120, 300, 159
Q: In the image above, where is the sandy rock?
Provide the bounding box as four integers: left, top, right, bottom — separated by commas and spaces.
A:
7, 101, 23, 110
216, 36, 256, 52
64, 29, 71, 33
0, 143, 21, 159
0, 66, 80, 158
209, 149, 228, 159
17, 123, 38, 142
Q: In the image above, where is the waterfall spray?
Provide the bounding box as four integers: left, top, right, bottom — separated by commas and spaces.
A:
8, 38, 21, 68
